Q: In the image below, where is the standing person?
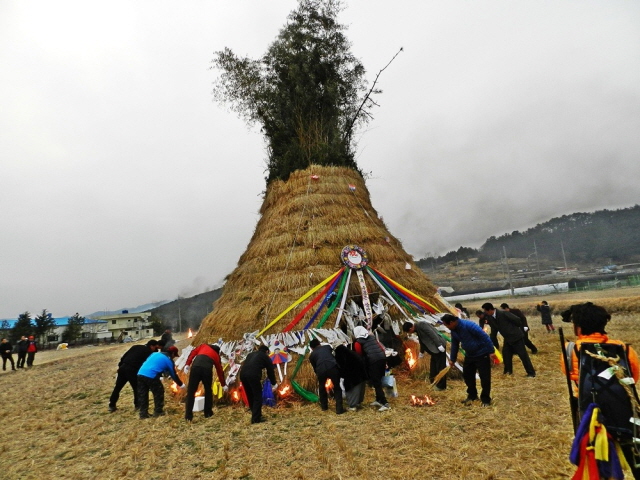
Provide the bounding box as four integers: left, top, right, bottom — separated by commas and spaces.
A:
16, 336, 28, 368
1, 338, 16, 371
25, 335, 37, 367
239, 344, 277, 424
402, 320, 448, 390
454, 303, 470, 319
501, 303, 538, 354
353, 326, 390, 412
537, 300, 555, 333
160, 328, 175, 350
308, 339, 344, 414
560, 302, 640, 478
183, 343, 228, 422
334, 344, 366, 411
443, 314, 496, 407
108, 339, 160, 412
137, 345, 185, 419
482, 303, 536, 377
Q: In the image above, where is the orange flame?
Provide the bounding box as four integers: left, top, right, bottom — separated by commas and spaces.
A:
195, 387, 204, 397
170, 382, 179, 394
410, 394, 436, 406
406, 348, 417, 369
231, 389, 241, 402
277, 384, 292, 397
187, 328, 194, 338
325, 378, 334, 392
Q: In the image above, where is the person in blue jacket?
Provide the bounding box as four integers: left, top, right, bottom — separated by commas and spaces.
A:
444, 314, 496, 407
137, 345, 185, 419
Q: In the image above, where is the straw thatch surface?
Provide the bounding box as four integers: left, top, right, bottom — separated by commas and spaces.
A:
3, 307, 640, 479
194, 165, 449, 345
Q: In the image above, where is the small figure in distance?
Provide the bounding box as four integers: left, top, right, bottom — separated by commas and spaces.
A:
0, 338, 16, 371
454, 303, 470, 319
537, 300, 555, 333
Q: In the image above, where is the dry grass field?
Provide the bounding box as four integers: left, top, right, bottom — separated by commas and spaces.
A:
2, 287, 639, 479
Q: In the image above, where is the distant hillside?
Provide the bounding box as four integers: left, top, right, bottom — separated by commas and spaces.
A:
417, 205, 640, 267
147, 289, 223, 333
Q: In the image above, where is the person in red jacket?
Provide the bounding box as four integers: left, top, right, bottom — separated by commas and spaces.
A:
183, 343, 227, 422
26, 336, 37, 367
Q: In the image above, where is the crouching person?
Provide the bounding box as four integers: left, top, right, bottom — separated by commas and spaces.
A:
137, 345, 184, 419
309, 339, 344, 414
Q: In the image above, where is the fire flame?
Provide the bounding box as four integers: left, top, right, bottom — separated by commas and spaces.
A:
277, 384, 292, 397
324, 378, 334, 392
187, 328, 194, 338
410, 394, 436, 406
406, 348, 417, 369
170, 382, 179, 394
231, 389, 241, 402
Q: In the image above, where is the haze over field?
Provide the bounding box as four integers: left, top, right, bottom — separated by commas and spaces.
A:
1, 0, 639, 318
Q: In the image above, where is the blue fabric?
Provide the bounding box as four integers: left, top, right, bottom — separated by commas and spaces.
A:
138, 352, 180, 383
449, 319, 495, 360
262, 379, 276, 407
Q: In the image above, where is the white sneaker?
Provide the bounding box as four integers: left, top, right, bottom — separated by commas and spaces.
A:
370, 401, 383, 408
378, 404, 391, 412
348, 407, 358, 412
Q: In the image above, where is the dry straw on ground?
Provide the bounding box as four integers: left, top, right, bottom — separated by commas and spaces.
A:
3, 288, 640, 479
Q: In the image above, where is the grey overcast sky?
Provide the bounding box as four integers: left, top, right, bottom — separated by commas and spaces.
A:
1, 1, 639, 319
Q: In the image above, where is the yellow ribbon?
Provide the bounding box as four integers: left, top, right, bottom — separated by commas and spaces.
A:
258, 269, 343, 336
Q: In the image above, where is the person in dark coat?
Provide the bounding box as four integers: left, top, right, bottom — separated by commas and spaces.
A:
108, 339, 160, 412
308, 339, 344, 414
183, 343, 227, 421
536, 300, 555, 333
334, 344, 366, 411
500, 303, 537, 354
444, 314, 496, 406
25, 336, 37, 367
16, 336, 28, 368
1, 338, 16, 371
239, 345, 277, 424
353, 326, 390, 412
160, 328, 175, 350
403, 320, 448, 390
482, 303, 536, 377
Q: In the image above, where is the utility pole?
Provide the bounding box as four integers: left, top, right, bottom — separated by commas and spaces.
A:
534, 240, 540, 281
561, 240, 568, 272
503, 246, 514, 295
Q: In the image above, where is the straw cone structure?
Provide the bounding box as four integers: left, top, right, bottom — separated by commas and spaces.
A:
193, 165, 449, 345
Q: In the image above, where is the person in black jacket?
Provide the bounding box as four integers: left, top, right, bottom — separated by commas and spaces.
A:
309, 339, 344, 414
239, 345, 277, 424
334, 344, 366, 411
16, 336, 28, 368
1, 338, 16, 371
482, 303, 536, 377
353, 326, 390, 411
500, 303, 537, 354
108, 339, 160, 412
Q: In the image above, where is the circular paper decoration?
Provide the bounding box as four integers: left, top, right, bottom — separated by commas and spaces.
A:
341, 245, 369, 270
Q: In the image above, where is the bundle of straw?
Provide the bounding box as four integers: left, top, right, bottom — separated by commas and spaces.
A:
430, 365, 450, 388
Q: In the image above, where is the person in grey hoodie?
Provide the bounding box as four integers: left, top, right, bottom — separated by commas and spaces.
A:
403, 320, 447, 390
